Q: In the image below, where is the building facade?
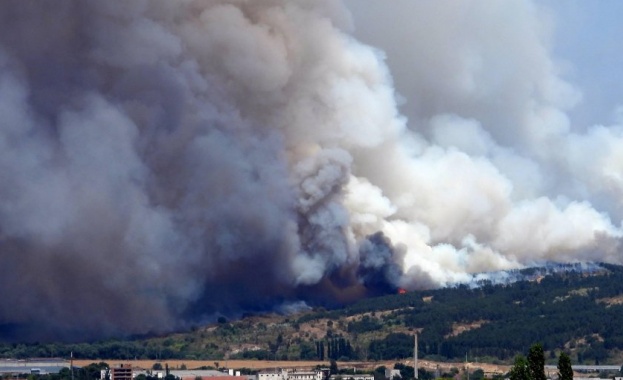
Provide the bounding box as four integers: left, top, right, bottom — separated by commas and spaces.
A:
110, 364, 133, 380
329, 375, 374, 380
258, 369, 323, 380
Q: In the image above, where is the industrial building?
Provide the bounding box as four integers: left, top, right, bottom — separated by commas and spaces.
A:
0, 359, 70, 376
109, 364, 133, 380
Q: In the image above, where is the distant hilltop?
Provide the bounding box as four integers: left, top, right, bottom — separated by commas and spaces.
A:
459, 261, 609, 288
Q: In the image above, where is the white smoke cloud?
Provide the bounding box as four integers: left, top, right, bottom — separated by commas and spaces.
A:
343, 0, 623, 285
0, 0, 622, 340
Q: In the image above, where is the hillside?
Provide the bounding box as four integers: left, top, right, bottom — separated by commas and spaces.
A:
3, 263, 623, 365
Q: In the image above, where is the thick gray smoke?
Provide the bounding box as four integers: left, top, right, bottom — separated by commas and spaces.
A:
0, 0, 621, 341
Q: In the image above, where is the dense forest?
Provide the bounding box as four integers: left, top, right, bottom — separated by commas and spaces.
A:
3, 263, 623, 364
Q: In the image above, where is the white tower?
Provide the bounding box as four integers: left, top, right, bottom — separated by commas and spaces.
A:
414, 333, 418, 379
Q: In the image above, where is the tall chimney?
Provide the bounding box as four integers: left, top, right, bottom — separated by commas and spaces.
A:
414, 334, 418, 380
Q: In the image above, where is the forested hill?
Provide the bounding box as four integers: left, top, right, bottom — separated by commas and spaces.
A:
3, 263, 623, 364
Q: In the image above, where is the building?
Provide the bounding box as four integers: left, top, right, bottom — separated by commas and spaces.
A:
258, 371, 287, 380
169, 369, 233, 379
258, 372, 285, 380
385, 369, 401, 380
183, 376, 249, 380
329, 375, 374, 380
287, 371, 323, 380
110, 364, 133, 380
0, 359, 70, 376
258, 369, 323, 380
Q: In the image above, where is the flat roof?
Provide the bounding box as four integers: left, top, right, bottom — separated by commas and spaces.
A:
0, 365, 69, 375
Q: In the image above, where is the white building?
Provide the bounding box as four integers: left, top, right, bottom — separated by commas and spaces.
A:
385, 369, 401, 380
329, 375, 374, 380
288, 371, 323, 380
258, 369, 322, 380
258, 371, 287, 380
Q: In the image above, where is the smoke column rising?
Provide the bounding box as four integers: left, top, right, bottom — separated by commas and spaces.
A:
0, 0, 621, 340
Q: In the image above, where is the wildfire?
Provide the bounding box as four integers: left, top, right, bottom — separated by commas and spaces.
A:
398, 288, 407, 294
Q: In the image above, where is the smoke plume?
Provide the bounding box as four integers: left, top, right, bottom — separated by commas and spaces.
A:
0, 0, 621, 341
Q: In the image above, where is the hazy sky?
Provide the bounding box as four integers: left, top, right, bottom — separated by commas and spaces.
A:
543, 0, 623, 127
345, 0, 623, 129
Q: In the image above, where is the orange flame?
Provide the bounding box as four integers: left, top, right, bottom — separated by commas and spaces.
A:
398, 288, 407, 294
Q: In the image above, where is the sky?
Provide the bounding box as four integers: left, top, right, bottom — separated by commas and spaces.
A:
541, 0, 623, 127
0, 0, 622, 341
345, 0, 623, 128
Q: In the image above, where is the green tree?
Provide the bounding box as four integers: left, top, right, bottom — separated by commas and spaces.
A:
417, 369, 434, 380
330, 360, 338, 375
59, 367, 73, 380
528, 343, 546, 380
393, 363, 414, 380
299, 341, 316, 360
557, 352, 573, 380
373, 366, 387, 380
471, 369, 485, 380
509, 355, 530, 380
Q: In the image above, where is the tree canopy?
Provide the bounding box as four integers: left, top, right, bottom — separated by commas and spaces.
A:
557, 352, 573, 380
527, 343, 546, 380
509, 355, 530, 380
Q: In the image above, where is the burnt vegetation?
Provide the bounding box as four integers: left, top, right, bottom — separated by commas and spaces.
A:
3, 264, 623, 363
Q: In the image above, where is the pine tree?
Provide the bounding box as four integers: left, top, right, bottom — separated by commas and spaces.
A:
528, 343, 546, 380
510, 355, 531, 380
331, 339, 338, 359
327, 340, 332, 360
558, 352, 573, 380
339, 338, 346, 359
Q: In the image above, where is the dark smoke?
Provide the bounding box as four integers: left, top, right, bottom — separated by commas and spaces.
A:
2, 1, 623, 342
0, 0, 402, 342
357, 232, 403, 295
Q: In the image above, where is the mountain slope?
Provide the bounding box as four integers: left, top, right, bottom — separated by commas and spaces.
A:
3, 263, 623, 364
